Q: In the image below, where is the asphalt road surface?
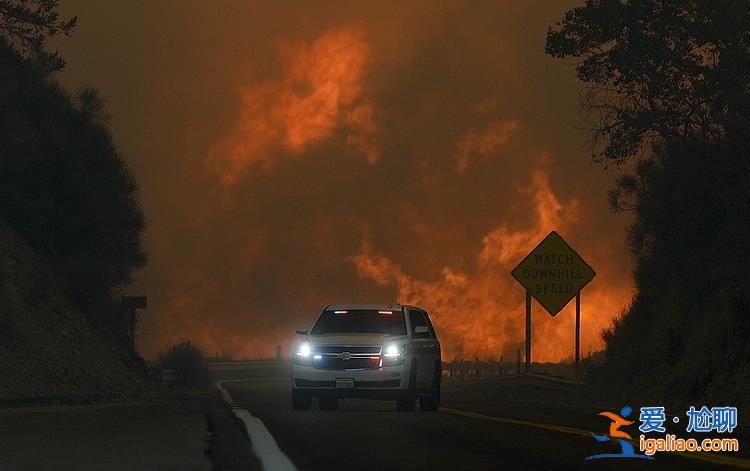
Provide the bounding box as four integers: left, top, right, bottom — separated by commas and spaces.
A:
0, 400, 212, 471
225, 371, 742, 471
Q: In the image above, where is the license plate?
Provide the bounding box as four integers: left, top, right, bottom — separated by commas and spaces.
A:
335, 378, 354, 389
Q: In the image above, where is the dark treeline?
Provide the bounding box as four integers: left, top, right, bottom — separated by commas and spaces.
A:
547, 0, 750, 404
0, 1, 146, 346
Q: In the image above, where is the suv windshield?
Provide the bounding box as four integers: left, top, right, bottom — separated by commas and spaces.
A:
311, 309, 407, 335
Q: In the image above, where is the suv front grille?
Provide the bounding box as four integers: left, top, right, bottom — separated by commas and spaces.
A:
313, 345, 382, 370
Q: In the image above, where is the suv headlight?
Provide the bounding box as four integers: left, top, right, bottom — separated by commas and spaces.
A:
382, 343, 406, 366
294, 342, 313, 366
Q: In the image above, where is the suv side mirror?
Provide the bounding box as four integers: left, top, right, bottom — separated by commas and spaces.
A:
295, 326, 308, 335
414, 326, 429, 335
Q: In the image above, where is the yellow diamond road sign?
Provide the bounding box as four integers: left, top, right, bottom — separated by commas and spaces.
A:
511, 231, 596, 316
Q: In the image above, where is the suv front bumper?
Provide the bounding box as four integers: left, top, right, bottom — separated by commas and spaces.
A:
291, 358, 413, 399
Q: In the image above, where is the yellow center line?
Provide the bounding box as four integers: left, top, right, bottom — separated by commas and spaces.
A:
441, 406, 750, 469
441, 407, 592, 437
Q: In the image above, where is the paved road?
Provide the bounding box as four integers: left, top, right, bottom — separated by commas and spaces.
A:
226, 375, 737, 471
0, 400, 212, 471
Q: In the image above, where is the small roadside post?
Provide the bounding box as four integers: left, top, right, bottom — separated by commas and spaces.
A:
511, 231, 595, 377
516, 348, 521, 375
121, 296, 147, 353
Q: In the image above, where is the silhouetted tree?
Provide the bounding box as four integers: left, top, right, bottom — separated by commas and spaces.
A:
546, 0, 750, 165
598, 140, 750, 404
0, 0, 76, 72
75, 87, 111, 125
0, 38, 146, 332
548, 1, 750, 405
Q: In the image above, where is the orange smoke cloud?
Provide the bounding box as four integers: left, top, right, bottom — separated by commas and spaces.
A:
346, 103, 380, 165
352, 163, 630, 362
209, 27, 378, 185
455, 120, 520, 173
148, 271, 291, 360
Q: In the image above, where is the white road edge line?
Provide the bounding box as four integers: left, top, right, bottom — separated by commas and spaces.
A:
216, 379, 298, 471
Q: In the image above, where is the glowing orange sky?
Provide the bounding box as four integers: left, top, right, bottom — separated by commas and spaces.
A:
54, 0, 632, 361
352, 166, 631, 361
210, 27, 377, 185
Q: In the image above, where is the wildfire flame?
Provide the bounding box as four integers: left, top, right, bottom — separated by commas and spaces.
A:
352, 165, 630, 362
143, 26, 632, 363
209, 27, 378, 186
455, 120, 521, 173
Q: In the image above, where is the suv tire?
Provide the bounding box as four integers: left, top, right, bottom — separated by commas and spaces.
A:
419, 362, 441, 411
397, 362, 417, 412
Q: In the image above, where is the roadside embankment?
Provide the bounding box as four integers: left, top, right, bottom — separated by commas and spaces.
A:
0, 221, 155, 402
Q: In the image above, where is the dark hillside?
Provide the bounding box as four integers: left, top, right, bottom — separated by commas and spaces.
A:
0, 220, 154, 400
597, 141, 750, 407
0, 22, 152, 397
546, 0, 750, 406
0, 37, 146, 343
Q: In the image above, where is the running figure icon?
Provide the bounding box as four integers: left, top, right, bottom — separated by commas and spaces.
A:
586, 406, 654, 460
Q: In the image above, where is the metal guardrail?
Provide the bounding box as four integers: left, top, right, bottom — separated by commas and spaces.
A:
443, 361, 517, 382
201, 359, 578, 384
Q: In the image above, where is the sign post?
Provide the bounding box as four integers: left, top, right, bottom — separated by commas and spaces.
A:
511, 231, 595, 376
576, 291, 581, 377
121, 296, 148, 353
525, 290, 531, 372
